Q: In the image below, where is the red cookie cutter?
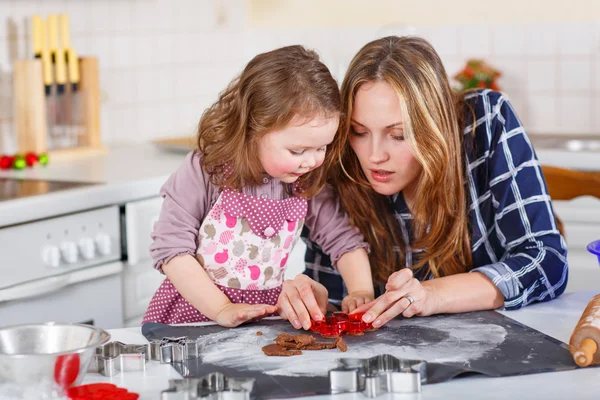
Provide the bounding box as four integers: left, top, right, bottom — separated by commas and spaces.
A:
67, 383, 139, 400
310, 312, 373, 337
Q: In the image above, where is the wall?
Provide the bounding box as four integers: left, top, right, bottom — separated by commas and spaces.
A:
249, 0, 600, 26
0, 0, 599, 155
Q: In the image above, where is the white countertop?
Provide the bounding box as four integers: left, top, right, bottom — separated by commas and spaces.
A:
0, 144, 186, 227
95, 292, 600, 400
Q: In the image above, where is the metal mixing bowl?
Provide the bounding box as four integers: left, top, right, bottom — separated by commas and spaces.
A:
0, 322, 110, 388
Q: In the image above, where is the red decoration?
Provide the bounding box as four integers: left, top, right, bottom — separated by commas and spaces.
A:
24, 152, 39, 166
0, 155, 12, 169
0, 151, 48, 169
310, 312, 374, 337
67, 383, 139, 400
54, 353, 81, 388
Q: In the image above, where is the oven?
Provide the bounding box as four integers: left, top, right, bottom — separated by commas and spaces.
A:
0, 179, 124, 327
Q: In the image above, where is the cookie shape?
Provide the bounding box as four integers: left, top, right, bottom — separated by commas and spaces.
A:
310, 312, 375, 338
262, 333, 348, 356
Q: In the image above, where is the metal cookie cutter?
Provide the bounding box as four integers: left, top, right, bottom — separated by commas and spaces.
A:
149, 336, 200, 364
89, 341, 149, 377
329, 354, 427, 397
160, 372, 255, 400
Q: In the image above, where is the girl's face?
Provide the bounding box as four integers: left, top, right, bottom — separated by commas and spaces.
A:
258, 114, 339, 183
349, 81, 422, 199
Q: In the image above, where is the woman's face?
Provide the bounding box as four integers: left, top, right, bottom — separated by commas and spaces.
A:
349, 81, 422, 198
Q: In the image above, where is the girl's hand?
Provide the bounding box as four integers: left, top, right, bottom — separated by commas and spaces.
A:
277, 274, 328, 330
214, 303, 278, 328
354, 268, 436, 328
341, 291, 374, 313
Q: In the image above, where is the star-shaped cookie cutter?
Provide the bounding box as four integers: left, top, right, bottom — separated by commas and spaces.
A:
149, 336, 200, 364
160, 372, 255, 400
329, 354, 426, 397
89, 341, 149, 377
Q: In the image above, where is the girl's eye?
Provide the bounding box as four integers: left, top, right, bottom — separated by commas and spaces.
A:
318, 146, 327, 152
290, 149, 305, 156
392, 135, 405, 141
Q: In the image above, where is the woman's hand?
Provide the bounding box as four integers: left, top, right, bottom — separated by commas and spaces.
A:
354, 268, 438, 328
341, 291, 374, 313
277, 274, 329, 330
214, 303, 278, 328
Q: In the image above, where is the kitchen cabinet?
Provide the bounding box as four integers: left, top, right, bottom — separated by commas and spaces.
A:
553, 197, 600, 293
123, 197, 165, 327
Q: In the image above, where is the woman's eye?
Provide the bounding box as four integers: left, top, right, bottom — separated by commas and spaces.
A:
392, 135, 405, 141
350, 129, 367, 137
290, 149, 305, 155
318, 146, 327, 152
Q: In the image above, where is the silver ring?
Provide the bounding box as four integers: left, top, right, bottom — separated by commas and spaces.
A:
402, 294, 415, 305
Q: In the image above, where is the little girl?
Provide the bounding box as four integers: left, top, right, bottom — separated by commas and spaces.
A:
143, 45, 374, 328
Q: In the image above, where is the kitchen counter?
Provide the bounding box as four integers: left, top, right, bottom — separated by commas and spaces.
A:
0, 144, 185, 227
94, 292, 600, 400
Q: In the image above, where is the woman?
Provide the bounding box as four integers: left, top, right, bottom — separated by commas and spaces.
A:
278, 36, 568, 329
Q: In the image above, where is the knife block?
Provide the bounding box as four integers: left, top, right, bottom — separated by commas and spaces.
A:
13, 56, 105, 160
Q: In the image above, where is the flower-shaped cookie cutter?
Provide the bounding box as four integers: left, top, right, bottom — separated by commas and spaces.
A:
149, 336, 200, 364
89, 341, 149, 377
160, 372, 255, 400
329, 354, 426, 397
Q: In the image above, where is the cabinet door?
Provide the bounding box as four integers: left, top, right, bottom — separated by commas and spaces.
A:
563, 222, 600, 293
122, 260, 165, 320
125, 197, 163, 264
123, 197, 165, 320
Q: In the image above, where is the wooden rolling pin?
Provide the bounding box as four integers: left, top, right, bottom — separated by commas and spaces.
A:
570, 294, 600, 367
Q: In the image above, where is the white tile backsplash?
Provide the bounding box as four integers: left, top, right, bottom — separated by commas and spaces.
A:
558, 23, 596, 56
419, 25, 459, 57
1, 2, 599, 154
527, 94, 558, 133
492, 57, 527, 93
459, 25, 492, 58
558, 59, 593, 93
526, 59, 558, 92
526, 24, 559, 56
595, 56, 600, 92
131, 35, 156, 67
64, 0, 91, 35
556, 95, 594, 134
492, 25, 526, 56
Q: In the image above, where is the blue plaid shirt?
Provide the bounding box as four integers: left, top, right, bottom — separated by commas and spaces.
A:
302, 89, 568, 310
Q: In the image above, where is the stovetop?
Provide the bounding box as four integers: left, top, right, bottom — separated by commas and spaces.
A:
0, 178, 98, 202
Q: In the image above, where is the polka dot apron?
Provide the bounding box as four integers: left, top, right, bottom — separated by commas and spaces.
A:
143, 188, 307, 324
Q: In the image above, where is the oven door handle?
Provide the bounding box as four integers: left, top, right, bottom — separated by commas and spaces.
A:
0, 275, 71, 302
0, 262, 123, 303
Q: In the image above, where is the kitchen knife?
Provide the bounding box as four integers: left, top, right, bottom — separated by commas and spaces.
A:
59, 14, 82, 144
36, 16, 56, 149
49, 14, 70, 147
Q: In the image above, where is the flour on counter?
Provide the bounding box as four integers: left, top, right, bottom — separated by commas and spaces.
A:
196, 318, 507, 377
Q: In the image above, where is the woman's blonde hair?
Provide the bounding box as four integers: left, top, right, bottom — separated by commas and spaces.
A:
332, 36, 473, 283
197, 45, 342, 198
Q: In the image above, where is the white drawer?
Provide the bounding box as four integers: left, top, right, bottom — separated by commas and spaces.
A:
562, 222, 600, 249
565, 252, 600, 293
122, 260, 165, 320
125, 197, 163, 265
554, 197, 600, 224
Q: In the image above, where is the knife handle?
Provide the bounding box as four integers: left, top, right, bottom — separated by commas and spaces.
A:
59, 14, 71, 50
32, 15, 43, 58
47, 15, 59, 64
67, 48, 80, 89
55, 48, 67, 89
39, 18, 53, 93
